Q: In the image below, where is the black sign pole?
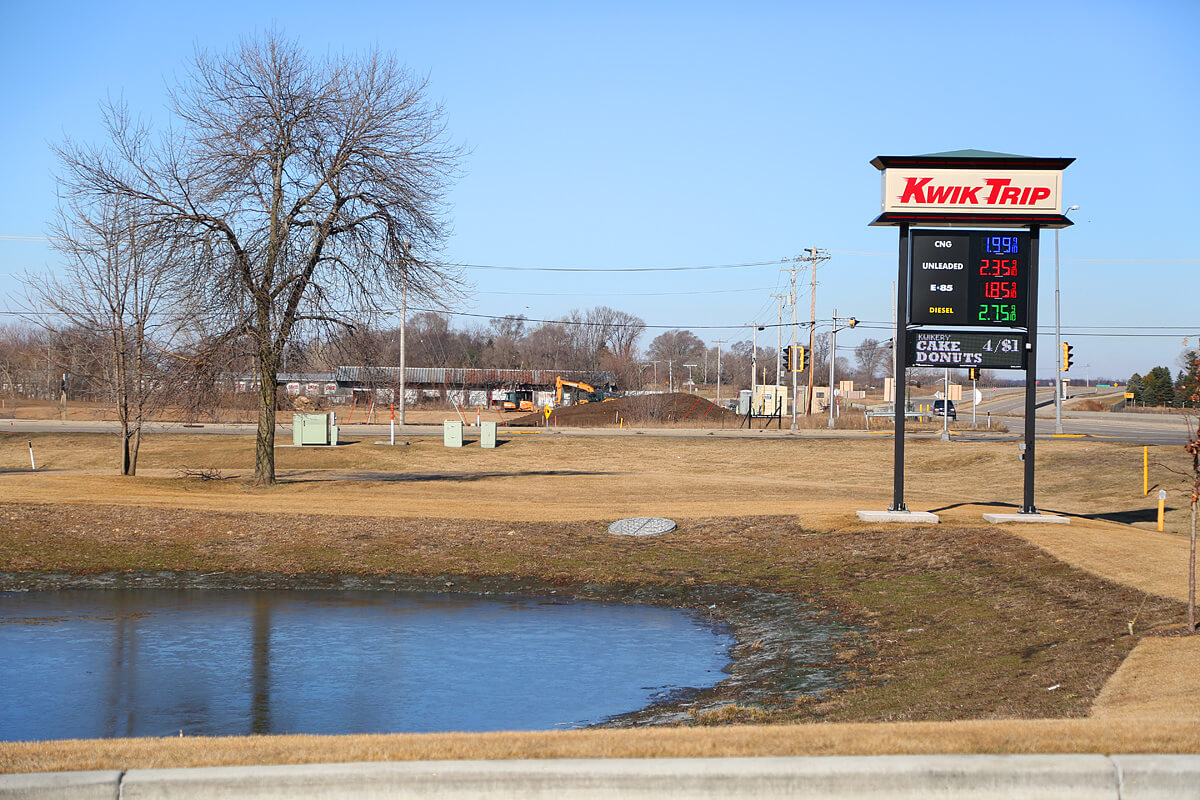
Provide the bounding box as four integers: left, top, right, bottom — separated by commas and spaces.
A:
1022, 226, 1041, 513
892, 223, 910, 512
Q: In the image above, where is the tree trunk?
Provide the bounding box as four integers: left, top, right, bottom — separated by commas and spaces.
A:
129, 424, 142, 476
120, 420, 132, 476
254, 347, 280, 486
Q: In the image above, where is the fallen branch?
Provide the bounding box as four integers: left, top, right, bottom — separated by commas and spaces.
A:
176, 465, 229, 481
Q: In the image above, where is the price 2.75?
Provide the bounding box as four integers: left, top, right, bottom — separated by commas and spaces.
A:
977, 303, 1017, 323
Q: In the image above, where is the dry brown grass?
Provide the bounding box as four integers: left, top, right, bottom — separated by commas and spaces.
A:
1091, 636, 1200, 719
3, 717, 1198, 774
2, 431, 1199, 771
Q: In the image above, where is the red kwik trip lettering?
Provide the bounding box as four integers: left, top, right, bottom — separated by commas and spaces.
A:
898, 175, 1052, 208
900, 177, 932, 203
958, 185, 981, 204
926, 184, 958, 203
984, 178, 1011, 204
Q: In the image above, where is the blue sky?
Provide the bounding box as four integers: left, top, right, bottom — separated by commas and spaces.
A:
2, 0, 1197, 381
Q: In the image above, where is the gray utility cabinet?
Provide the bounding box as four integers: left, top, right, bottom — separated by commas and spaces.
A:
480, 420, 497, 449
443, 420, 464, 447
737, 390, 752, 416
293, 412, 339, 446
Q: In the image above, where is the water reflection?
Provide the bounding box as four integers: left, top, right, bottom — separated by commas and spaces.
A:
0, 589, 733, 741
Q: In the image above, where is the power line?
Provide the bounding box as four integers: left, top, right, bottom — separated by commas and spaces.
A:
475, 285, 776, 298
3, 305, 1194, 338
0, 305, 815, 332
449, 258, 788, 273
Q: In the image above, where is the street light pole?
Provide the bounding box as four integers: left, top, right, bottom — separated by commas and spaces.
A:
714, 340, 727, 406
399, 236, 411, 426
1054, 204, 1080, 435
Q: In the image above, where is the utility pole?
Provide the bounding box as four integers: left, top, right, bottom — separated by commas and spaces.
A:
783, 260, 800, 429
771, 294, 786, 387
749, 323, 761, 414
806, 247, 829, 416
787, 248, 830, 423
891, 279, 898, 405
714, 339, 727, 406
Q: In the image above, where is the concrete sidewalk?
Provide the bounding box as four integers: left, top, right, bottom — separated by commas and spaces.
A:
4, 755, 1200, 799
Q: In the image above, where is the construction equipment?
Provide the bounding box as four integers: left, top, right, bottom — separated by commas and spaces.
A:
499, 388, 536, 412
555, 376, 609, 407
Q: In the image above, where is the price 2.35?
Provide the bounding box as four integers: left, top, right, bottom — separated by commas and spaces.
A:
977, 303, 1017, 323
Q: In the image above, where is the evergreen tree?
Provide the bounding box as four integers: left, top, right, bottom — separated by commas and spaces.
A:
1176, 350, 1200, 409
1143, 366, 1175, 406
1128, 373, 1144, 404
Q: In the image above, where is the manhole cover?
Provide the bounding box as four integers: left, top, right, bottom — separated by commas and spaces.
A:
608, 517, 676, 537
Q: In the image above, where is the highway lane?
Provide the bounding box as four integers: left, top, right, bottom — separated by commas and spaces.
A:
1000, 411, 1193, 446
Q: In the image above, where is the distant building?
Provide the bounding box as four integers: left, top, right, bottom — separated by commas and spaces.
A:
263, 367, 616, 407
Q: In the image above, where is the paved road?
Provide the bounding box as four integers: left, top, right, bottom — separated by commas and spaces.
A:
1001, 410, 1193, 446
3, 408, 1192, 446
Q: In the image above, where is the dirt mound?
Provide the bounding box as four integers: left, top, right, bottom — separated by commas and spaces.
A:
507, 392, 739, 428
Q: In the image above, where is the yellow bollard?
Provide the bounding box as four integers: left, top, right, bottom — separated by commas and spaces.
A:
1157, 489, 1167, 531
1144, 446, 1149, 495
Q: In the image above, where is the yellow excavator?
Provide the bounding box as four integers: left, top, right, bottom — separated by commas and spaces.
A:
555, 376, 610, 407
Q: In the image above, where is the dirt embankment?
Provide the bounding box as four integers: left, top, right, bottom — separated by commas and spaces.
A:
508, 393, 740, 428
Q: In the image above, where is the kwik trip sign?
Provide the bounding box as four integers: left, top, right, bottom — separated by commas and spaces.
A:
882, 168, 1062, 215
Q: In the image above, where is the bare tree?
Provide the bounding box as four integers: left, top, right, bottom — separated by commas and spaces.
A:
0, 323, 48, 411
26, 196, 182, 474
854, 338, 887, 386
646, 329, 705, 389
55, 32, 463, 484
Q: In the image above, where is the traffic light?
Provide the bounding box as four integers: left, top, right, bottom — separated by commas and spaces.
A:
795, 346, 806, 371
1061, 342, 1074, 371
783, 347, 791, 372
967, 367, 979, 381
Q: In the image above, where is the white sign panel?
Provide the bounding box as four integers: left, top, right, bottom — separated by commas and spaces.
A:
882, 168, 1062, 215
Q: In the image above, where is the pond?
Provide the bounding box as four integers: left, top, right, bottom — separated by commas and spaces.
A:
0, 589, 733, 741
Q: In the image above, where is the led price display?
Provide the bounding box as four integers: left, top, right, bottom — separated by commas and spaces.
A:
908, 230, 1031, 328
905, 331, 1028, 370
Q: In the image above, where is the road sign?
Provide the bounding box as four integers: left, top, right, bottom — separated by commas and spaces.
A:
973, 389, 983, 403
909, 230, 1031, 328
906, 330, 1028, 370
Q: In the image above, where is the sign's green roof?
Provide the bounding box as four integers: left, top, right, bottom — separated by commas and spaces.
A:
918, 149, 1032, 159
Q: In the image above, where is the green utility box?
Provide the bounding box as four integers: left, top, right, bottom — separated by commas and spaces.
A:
443, 420, 463, 447
480, 420, 497, 449
293, 412, 339, 446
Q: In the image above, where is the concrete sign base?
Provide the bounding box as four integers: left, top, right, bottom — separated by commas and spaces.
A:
856, 510, 940, 524
983, 512, 1070, 524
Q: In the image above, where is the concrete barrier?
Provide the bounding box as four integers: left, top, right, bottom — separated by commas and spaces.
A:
0, 770, 120, 800
4, 755, 1200, 799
